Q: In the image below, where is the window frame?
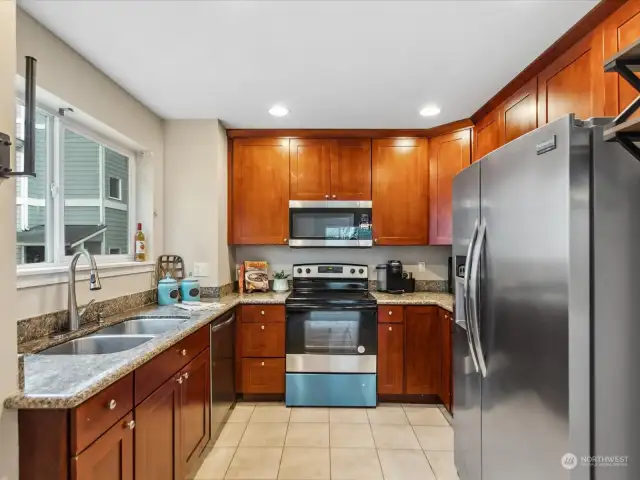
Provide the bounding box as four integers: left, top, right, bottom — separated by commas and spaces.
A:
108, 176, 122, 201
15, 97, 139, 275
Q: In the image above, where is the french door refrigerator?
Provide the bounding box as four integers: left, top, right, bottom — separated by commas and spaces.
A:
452, 114, 639, 480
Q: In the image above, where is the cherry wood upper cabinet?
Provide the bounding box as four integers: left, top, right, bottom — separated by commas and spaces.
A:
405, 306, 442, 395
603, 0, 640, 117
501, 78, 538, 144
330, 139, 372, 200
377, 323, 404, 395
290, 139, 332, 200
428, 129, 471, 245
538, 31, 604, 125
372, 138, 428, 245
474, 109, 501, 162
232, 138, 289, 245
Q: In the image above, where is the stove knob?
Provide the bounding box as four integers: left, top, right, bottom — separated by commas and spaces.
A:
297, 268, 302, 274
350, 268, 355, 274
358, 268, 364, 274
305, 268, 311, 274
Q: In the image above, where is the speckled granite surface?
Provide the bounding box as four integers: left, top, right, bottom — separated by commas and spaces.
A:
371, 292, 454, 312
5, 292, 289, 410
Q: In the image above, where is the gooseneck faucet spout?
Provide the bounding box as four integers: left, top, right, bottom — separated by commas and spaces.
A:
68, 250, 102, 331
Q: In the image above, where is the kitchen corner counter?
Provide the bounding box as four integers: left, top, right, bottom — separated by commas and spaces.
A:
5, 292, 290, 410
371, 291, 454, 312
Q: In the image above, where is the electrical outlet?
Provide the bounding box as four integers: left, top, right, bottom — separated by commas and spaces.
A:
418, 261, 426, 273
193, 262, 210, 277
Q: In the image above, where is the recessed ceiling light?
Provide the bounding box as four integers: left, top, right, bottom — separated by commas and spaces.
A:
269, 105, 289, 117
420, 105, 441, 117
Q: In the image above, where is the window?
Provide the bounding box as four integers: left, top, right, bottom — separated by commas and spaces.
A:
15, 99, 136, 268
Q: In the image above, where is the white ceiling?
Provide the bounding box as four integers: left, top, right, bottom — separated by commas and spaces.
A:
19, 0, 597, 128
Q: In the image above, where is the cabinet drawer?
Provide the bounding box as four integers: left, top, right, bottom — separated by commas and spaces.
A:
378, 306, 404, 323
71, 373, 133, 455
241, 323, 285, 357
135, 326, 209, 405
241, 305, 285, 323
242, 358, 285, 394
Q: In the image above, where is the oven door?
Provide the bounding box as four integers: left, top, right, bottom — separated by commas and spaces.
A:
286, 306, 377, 373
288, 200, 373, 247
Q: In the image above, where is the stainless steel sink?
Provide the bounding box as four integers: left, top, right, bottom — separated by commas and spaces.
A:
39, 334, 155, 355
95, 318, 187, 336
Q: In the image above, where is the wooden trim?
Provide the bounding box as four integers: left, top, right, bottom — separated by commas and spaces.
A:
225, 119, 473, 139
227, 139, 234, 245
471, 0, 628, 123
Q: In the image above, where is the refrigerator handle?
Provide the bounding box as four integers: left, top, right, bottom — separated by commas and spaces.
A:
469, 219, 488, 378
463, 219, 480, 373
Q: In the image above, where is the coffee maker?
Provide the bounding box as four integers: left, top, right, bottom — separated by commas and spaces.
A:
386, 260, 405, 293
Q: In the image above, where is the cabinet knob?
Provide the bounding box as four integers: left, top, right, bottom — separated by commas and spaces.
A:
284, 238, 288, 243
374, 238, 378, 244
261, 325, 265, 330
325, 194, 329, 199
389, 326, 392, 331
388, 310, 393, 315
125, 420, 135, 430
332, 194, 336, 199
108, 399, 117, 410
261, 310, 265, 315
181, 349, 187, 356
183, 372, 189, 380
261, 361, 265, 366
177, 376, 183, 384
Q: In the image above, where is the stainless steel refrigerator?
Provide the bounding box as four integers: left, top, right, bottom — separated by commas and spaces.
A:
452, 115, 639, 480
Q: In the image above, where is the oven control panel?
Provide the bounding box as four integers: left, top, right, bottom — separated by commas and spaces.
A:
292, 264, 368, 279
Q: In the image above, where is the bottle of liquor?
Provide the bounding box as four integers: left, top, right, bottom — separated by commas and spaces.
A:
135, 223, 146, 262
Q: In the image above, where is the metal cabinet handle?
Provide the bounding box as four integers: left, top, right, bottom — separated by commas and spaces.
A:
388, 326, 392, 331
388, 310, 393, 315
332, 194, 336, 199
261, 325, 265, 330
183, 372, 189, 380
374, 238, 378, 244
125, 420, 135, 430
284, 238, 288, 243
176, 376, 183, 384
181, 349, 187, 356
260, 310, 265, 315
108, 399, 117, 410
325, 194, 329, 199
261, 361, 265, 366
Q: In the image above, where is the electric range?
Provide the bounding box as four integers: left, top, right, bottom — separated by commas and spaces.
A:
285, 263, 377, 407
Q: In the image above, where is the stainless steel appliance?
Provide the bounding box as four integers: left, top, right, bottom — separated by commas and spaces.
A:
288, 201, 372, 247
210, 311, 235, 442
386, 260, 404, 293
452, 115, 639, 480
376, 264, 387, 291
285, 263, 377, 406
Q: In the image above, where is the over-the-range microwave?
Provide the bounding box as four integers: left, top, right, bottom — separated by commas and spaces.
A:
288, 200, 372, 247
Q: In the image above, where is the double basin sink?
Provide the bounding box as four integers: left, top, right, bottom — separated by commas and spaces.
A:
40, 317, 190, 356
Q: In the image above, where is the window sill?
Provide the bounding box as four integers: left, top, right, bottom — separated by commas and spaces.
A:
17, 260, 155, 289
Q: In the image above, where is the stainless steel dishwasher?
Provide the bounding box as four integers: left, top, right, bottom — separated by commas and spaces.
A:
210, 311, 236, 442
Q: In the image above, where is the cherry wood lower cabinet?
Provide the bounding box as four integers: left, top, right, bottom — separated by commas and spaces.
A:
181, 349, 211, 472
377, 323, 404, 395
405, 306, 442, 395
439, 309, 453, 412
71, 412, 134, 480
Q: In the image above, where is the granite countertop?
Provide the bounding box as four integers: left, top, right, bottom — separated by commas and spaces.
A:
5, 292, 289, 410
5, 289, 450, 410
371, 291, 454, 312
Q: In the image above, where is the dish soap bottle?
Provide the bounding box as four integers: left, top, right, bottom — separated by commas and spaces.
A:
135, 223, 146, 261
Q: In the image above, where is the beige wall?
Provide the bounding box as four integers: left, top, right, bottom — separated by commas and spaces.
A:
0, 2, 20, 478
163, 120, 232, 287
14, 9, 164, 320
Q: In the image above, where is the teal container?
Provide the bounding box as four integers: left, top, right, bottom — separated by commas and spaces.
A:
180, 277, 201, 302
158, 274, 179, 306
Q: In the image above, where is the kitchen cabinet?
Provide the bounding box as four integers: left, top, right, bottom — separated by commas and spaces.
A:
181, 349, 211, 473
428, 129, 471, 245
439, 309, 453, 412
537, 32, 604, 125
604, 0, 640, 117
290, 138, 371, 201
377, 323, 404, 395
372, 138, 429, 245
501, 78, 538, 144
241, 323, 285, 357
242, 358, 285, 394
71, 412, 134, 480
405, 306, 442, 395
474, 109, 501, 162
231, 138, 290, 245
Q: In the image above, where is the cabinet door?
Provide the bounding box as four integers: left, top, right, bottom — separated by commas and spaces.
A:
241, 323, 285, 357
603, 0, 640, 117
405, 306, 442, 395
377, 323, 404, 395
501, 77, 538, 144
474, 109, 500, 162
242, 358, 285, 394
330, 139, 372, 200
232, 138, 289, 244
71, 412, 134, 480
440, 310, 452, 412
428, 130, 471, 245
290, 139, 332, 200
135, 376, 181, 480
372, 138, 428, 245
538, 32, 604, 125
181, 348, 211, 474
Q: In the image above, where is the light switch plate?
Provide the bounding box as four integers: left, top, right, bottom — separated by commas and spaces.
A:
193, 262, 209, 277
418, 261, 426, 272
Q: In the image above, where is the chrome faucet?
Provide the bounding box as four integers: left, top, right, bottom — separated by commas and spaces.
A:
68, 250, 102, 331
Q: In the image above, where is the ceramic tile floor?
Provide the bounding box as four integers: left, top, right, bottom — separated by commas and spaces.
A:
194, 403, 459, 480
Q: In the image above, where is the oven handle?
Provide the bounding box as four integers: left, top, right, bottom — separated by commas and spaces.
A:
286, 305, 377, 312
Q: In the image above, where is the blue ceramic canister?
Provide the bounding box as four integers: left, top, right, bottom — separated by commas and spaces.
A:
180, 277, 201, 302
158, 274, 179, 305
